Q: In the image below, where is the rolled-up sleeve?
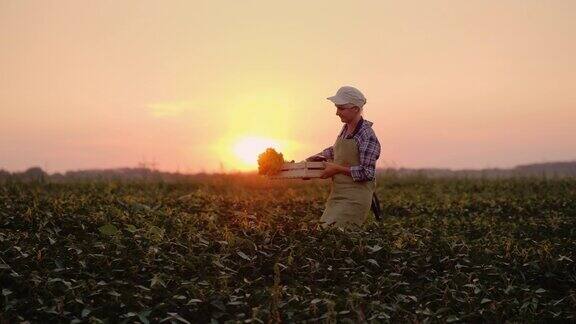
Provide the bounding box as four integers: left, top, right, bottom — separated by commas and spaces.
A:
319, 146, 334, 160
350, 133, 380, 182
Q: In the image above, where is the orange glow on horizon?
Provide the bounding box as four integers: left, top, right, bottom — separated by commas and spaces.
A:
211, 135, 299, 172
233, 137, 281, 166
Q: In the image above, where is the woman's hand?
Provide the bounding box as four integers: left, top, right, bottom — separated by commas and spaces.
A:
320, 162, 349, 178
306, 154, 327, 162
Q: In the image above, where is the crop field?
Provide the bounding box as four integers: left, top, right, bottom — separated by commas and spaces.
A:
1, 175, 576, 323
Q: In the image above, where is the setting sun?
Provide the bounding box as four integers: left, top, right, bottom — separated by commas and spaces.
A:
211, 135, 299, 172
233, 137, 282, 166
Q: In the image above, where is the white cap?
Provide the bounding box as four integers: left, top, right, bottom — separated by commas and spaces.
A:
327, 86, 367, 108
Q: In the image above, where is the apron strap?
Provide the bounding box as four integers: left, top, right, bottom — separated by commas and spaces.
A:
370, 192, 383, 220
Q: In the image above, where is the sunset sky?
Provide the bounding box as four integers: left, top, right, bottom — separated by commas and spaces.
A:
1, 0, 575, 173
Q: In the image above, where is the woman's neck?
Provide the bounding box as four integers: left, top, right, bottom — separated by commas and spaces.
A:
345, 115, 363, 135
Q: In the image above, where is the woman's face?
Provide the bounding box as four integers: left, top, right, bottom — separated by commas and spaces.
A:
335, 104, 360, 123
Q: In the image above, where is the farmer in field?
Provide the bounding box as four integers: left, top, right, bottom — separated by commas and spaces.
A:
308, 86, 381, 228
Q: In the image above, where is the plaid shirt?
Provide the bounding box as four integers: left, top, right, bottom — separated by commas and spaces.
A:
317, 118, 380, 182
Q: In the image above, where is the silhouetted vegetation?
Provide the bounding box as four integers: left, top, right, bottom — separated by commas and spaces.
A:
1, 161, 576, 185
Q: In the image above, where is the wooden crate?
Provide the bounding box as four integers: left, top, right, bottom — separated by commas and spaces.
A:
269, 161, 325, 179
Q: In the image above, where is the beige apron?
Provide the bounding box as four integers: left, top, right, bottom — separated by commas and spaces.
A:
320, 136, 376, 228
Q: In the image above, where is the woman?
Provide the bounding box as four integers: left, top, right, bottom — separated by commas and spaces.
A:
308, 86, 381, 228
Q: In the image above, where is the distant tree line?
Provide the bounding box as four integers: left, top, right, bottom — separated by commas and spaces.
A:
0, 167, 49, 183
1, 161, 575, 183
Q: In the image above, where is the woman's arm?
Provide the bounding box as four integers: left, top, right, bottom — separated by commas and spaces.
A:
350, 134, 380, 181
320, 162, 350, 178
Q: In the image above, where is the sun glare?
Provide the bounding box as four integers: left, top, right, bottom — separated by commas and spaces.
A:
208, 87, 303, 172
233, 137, 282, 166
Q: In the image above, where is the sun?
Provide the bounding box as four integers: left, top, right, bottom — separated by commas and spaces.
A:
211, 134, 299, 172
233, 137, 282, 166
